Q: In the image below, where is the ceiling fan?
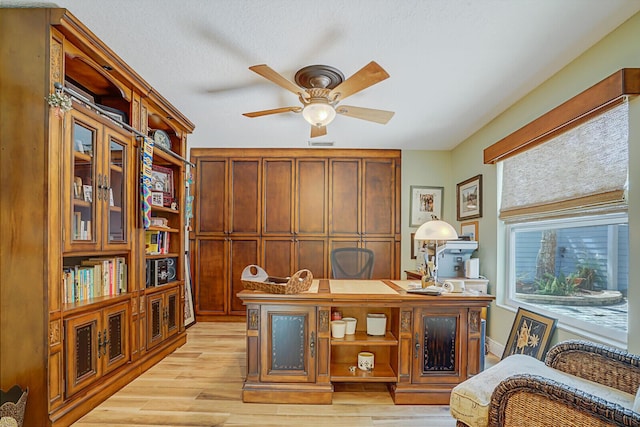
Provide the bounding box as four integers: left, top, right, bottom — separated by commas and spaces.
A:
242, 61, 394, 138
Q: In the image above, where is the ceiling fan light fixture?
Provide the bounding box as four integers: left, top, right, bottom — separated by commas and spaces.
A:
302, 101, 336, 127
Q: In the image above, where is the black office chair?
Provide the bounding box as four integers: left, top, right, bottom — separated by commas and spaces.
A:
330, 247, 375, 279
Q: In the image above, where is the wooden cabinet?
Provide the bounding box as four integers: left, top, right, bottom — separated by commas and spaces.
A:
238, 280, 494, 405
63, 109, 132, 252
411, 307, 466, 385
64, 301, 130, 397
146, 286, 180, 350
0, 8, 194, 426
191, 149, 400, 320
259, 305, 317, 383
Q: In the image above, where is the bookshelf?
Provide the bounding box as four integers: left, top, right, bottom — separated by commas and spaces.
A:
0, 8, 194, 426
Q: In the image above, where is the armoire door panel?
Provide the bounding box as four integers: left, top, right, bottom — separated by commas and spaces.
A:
196, 238, 227, 314
263, 159, 294, 235
196, 159, 226, 234
262, 238, 294, 278
362, 159, 395, 236
296, 238, 327, 279
296, 159, 328, 235
229, 238, 260, 314
329, 159, 360, 235
363, 238, 396, 280
230, 159, 261, 234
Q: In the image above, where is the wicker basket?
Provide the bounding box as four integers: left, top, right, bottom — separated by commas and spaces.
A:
241, 265, 313, 294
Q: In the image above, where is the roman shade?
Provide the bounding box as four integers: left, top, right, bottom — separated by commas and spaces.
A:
499, 101, 629, 220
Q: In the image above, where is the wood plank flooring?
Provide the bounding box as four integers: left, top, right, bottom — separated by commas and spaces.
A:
72, 322, 465, 426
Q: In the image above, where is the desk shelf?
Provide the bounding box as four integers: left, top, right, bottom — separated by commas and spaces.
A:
331, 331, 397, 346
330, 362, 397, 382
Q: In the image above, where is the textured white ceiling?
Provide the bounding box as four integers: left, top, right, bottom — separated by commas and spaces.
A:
3, 0, 640, 150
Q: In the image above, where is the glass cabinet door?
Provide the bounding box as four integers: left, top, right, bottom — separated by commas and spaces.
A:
106, 131, 127, 245
70, 115, 98, 246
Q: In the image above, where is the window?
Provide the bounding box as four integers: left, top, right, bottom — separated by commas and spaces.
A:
499, 100, 630, 345
506, 213, 628, 343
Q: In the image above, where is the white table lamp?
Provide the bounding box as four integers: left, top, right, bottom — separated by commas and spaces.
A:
414, 217, 458, 284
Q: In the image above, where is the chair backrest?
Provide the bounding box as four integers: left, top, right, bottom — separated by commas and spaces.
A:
330, 247, 375, 279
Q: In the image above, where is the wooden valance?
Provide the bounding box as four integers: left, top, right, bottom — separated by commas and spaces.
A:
484, 68, 640, 164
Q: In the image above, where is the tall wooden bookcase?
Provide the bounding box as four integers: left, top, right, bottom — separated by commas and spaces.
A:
0, 8, 194, 426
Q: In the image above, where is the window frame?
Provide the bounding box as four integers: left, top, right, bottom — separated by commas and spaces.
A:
503, 212, 628, 347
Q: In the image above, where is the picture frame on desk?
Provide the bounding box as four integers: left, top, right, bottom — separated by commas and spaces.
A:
409, 185, 443, 227
151, 164, 174, 207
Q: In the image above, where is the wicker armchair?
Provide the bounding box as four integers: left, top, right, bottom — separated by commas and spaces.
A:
450, 340, 640, 427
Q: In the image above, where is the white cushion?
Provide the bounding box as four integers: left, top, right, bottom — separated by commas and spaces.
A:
633, 386, 640, 412
449, 354, 635, 427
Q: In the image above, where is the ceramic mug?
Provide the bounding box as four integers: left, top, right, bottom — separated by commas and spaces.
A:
331, 320, 346, 338
343, 317, 357, 334
358, 351, 374, 371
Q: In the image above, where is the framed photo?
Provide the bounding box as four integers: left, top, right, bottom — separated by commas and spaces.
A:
151, 192, 164, 207
151, 165, 174, 206
460, 220, 479, 243
410, 185, 444, 227
502, 307, 557, 360
457, 174, 482, 221
410, 232, 430, 259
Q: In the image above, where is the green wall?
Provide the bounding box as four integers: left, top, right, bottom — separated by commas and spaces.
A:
456, 10, 640, 353
403, 11, 640, 353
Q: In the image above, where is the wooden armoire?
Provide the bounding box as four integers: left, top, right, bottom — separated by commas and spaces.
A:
0, 8, 192, 426
190, 148, 401, 320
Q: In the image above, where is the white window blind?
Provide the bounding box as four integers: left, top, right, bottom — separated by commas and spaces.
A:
500, 101, 629, 220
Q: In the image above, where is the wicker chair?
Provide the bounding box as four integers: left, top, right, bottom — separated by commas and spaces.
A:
450, 340, 640, 427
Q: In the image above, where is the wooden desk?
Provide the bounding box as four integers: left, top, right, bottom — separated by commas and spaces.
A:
238, 279, 494, 404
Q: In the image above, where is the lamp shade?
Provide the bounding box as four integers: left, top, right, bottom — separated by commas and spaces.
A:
302, 101, 336, 127
414, 219, 458, 241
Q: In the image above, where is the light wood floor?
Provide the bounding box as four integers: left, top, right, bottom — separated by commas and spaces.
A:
73, 322, 472, 426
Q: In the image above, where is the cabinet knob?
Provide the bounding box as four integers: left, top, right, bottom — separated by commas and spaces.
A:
414, 332, 420, 359
309, 331, 315, 358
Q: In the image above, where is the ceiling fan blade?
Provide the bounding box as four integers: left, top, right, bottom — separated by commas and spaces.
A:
243, 106, 302, 117
249, 64, 306, 96
329, 61, 390, 101
310, 125, 327, 138
335, 105, 395, 124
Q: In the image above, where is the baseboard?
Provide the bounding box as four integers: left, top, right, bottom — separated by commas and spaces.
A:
486, 336, 505, 358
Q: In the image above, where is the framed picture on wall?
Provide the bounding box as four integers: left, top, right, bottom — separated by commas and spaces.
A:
410, 185, 444, 227
457, 174, 482, 221
460, 220, 479, 243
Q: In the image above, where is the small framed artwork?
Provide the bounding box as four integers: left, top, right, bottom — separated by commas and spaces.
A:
410, 185, 444, 227
502, 307, 557, 361
460, 221, 479, 243
151, 165, 174, 206
82, 184, 93, 202
411, 232, 430, 259
457, 174, 482, 221
151, 192, 164, 207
